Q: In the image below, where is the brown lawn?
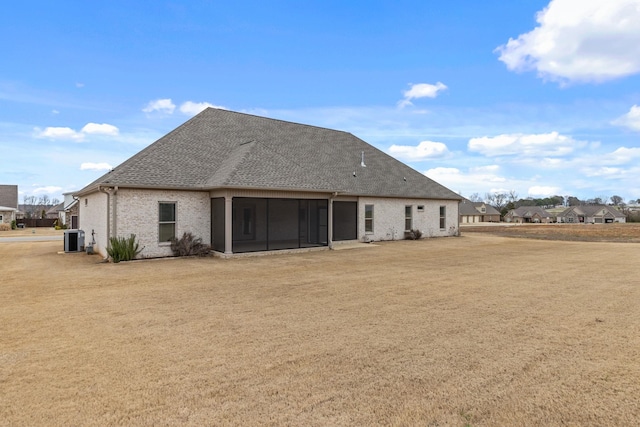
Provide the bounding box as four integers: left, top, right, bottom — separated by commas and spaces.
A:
1, 233, 640, 426
462, 222, 640, 243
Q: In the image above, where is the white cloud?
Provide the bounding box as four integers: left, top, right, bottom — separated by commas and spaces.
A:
398, 82, 447, 107
81, 123, 119, 136
605, 146, 640, 163
36, 126, 84, 141
179, 101, 227, 116
143, 98, 176, 114
528, 185, 562, 197
468, 131, 584, 157
424, 166, 507, 195
612, 105, 640, 131
388, 140, 449, 161
496, 0, 640, 84
32, 185, 63, 195
80, 162, 113, 171
36, 122, 120, 142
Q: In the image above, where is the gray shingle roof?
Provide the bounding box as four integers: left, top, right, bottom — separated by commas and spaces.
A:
0, 185, 18, 209
78, 108, 461, 200
509, 206, 553, 218
459, 199, 501, 216
558, 205, 625, 218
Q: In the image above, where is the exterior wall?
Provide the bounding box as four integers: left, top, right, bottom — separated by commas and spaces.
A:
0, 209, 16, 224
78, 192, 109, 257
115, 189, 211, 258
64, 202, 79, 227
358, 197, 459, 241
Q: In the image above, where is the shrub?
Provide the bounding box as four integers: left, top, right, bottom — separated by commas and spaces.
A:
10, 220, 16, 230
0, 223, 10, 231
170, 232, 211, 257
107, 234, 143, 263
405, 229, 423, 240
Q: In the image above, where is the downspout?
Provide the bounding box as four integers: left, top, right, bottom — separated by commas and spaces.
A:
98, 186, 111, 259
112, 186, 118, 238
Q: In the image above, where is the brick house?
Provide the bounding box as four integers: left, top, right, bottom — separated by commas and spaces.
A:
75, 108, 461, 258
504, 206, 555, 223
557, 205, 626, 223
459, 199, 501, 223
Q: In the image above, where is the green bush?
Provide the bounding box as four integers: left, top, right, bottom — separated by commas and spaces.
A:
170, 232, 211, 257
107, 234, 143, 263
10, 220, 16, 230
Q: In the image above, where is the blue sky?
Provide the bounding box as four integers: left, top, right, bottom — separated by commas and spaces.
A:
2, 0, 640, 204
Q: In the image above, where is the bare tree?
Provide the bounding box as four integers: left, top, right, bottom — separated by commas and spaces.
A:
507, 190, 518, 204
468, 193, 482, 202
485, 192, 508, 212
567, 196, 581, 206
611, 195, 624, 206
22, 195, 38, 218
37, 195, 51, 206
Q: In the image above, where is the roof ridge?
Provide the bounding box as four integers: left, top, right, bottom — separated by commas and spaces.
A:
204, 107, 355, 137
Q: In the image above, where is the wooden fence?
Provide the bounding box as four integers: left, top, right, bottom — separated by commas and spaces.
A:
16, 218, 57, 228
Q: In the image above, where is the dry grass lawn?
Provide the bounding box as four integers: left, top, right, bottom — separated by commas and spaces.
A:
1, 232, 640, 426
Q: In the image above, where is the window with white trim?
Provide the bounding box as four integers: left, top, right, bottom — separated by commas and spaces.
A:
439, 206, 446, 229
365, 204, 374, 233
405, 205, 412, 231
159, 202, 176, 242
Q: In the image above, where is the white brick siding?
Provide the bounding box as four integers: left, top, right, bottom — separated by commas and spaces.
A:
79, 189, 210, 259
358, 197, 459, 241
115, 189, 210, 258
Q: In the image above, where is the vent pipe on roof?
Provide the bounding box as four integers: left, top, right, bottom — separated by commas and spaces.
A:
360, 151, 366, 168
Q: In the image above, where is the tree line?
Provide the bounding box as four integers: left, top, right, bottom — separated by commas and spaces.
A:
21, 195, 61, 219
467, 192, 640, 219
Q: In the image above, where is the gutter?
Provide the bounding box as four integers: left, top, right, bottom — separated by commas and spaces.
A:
113, 186, 118, 238
98, 187, 110, 258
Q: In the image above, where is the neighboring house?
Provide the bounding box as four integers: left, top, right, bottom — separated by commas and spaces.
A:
557, 205, 626, 223
75, 108, 462, 258
46, 203, 64, 220
504, 206, 555, 223
459, 199, 501, 223
0, 206, 17, 225
62, 193, 79, 229
0, 184, 18, 225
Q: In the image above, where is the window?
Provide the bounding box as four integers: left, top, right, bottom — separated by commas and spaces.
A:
159, 202, 176, 242
0, 214, 3, 222
365, 204, 374, 233
85, 198, 88, 206
439, 206, 446, 229
417, 205, 424, 212
405, 205, 412, 231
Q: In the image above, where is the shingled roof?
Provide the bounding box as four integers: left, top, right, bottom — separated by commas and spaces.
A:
558, 205, 625, 218
0, 185, 18, 209
77, 108, 461, 200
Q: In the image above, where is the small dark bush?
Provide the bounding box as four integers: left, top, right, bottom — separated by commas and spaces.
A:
170, 232, 211, 257
10, 220, 17, 230
107, 234, 143, 263
405, 229, 423, 240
